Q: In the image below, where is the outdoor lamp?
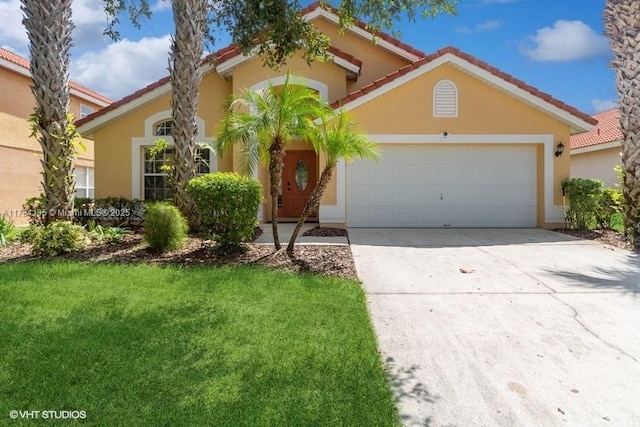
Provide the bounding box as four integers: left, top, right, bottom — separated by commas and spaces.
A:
555, 142, 565, 157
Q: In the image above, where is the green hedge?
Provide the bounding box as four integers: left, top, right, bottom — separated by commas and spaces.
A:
187, 172, 262, 252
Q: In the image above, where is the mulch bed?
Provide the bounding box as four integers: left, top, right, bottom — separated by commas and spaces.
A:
303, 226, 349, 237
0, 233, 358, 280
556, 228, 635, 252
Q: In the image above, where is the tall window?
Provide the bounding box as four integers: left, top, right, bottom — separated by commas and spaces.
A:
143, 120, 211, 201
75, 167, 94, 198
433, 80, 458, 117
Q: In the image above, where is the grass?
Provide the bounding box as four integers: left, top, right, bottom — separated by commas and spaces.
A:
0, 262, 398, 426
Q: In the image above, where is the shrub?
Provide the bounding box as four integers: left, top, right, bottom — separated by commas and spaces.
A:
0, 214, 15, 247
187, 172, 262, 252
143, 203, 188, 253
87, 222, 129, 245
23, 195, 47, 226
595, 188, 623, 230
75, 197, 145, 228
19, 225, 42, 244
562, 178, 603, 230
31, 221, 87, 256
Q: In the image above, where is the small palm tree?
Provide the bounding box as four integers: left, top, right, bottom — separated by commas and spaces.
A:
604, 0, 640, 249
217, 74, 331, 249
286, 111, 378, 253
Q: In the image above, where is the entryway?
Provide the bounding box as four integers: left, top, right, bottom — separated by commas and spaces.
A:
278, 150, 317, 219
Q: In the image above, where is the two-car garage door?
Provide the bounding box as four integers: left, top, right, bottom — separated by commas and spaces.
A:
346, 145, 537, 227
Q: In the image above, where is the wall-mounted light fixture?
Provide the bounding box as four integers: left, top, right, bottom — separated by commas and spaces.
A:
555, 142, 565, 157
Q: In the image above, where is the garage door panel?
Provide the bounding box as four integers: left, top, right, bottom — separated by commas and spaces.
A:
346, 145, 537, 227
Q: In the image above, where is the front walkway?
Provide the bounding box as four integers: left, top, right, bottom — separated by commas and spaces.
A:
254, 223, 349, 245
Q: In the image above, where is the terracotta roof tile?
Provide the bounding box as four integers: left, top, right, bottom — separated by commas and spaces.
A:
300, 1, 426, 60
0, 47, 112, 105
331, 46, 597, 126
570, 109, 622, 149
327, 45, 363, 69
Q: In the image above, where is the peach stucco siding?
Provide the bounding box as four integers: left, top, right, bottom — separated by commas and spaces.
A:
571, 146, 621, 188
348, 63, 571, 227
82, 12, 586, 229
0, 65, 100, 225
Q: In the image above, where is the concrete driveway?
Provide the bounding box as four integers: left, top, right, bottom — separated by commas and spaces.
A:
349, 228, 640, 427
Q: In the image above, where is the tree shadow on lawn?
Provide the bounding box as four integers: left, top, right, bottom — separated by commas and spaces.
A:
385, 356, 439, 427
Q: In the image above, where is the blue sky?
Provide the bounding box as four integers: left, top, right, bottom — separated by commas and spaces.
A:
0, 0, 615, 115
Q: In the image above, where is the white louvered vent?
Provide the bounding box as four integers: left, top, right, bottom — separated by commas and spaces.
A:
433, 80, 458, 117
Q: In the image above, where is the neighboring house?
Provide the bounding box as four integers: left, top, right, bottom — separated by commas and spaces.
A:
570, 108, 622, 188
0, 47, 111, 225
76, 2, 595, 229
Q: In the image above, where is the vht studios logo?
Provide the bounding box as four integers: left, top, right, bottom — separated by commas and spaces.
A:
9, 410, 86, 420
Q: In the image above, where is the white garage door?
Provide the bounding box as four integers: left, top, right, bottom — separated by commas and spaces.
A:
346, 145, 537, 227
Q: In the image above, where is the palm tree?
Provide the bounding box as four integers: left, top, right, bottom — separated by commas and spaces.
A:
604, 0, 640, 249
21, 0, 77, 223
169, 0, 208, 229
217, 74, 330, 249
286, 111, 378, 253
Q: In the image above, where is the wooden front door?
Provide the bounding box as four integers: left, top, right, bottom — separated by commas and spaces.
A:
279, 150, 317, 218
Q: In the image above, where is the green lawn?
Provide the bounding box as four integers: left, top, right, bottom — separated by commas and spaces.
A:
0, 262, 397, 426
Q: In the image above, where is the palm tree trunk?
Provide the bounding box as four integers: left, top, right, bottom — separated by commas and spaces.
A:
21, 0, 75, 224
287, 165, 334, 253
170, 0, 206, 229
604, 0, 640, 250
269, 138, 286, 249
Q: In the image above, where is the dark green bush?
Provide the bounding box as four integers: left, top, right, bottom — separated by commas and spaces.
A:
143, 203, 188, 253
31, 221, 87, 256
595, 188, 623, 230
562, 178, 603, 230
187, 172, 262, 252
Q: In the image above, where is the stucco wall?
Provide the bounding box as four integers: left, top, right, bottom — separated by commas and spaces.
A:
0, 64, 98, 224
571, 146, 621, 188
348, 63, 572, 228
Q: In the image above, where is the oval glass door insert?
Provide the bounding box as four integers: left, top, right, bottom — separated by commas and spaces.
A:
295, 159, 309, 191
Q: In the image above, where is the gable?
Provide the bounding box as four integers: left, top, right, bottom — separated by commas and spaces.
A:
349, 63, 570, 137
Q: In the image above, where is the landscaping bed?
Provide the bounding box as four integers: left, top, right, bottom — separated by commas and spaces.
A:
556, 228, 634, 251
0, 233, 358, 279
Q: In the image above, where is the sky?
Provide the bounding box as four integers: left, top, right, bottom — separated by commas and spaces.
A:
0, 0, 616, 116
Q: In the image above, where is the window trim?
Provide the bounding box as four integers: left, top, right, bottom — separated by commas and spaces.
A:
74, 166, 94, 199
80, 104, 95, 119
433, 79, 458, 118
132, 111, 216, 200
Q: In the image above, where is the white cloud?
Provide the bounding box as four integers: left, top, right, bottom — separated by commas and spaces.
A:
152, 0, 171, 12
520, 20, 610, 62
71, 35, 172, 100
455, 19, 503, 34
0, 0, 111, 52
592, 99, 617, 113
0, 0, 27, 48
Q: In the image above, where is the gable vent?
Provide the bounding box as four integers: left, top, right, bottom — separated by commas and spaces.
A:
433, 80, 458, 117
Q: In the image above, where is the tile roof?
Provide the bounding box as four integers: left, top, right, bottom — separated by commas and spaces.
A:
77, 43, 363, 127
300, 1, 426, 60
0, 47, 112, 105
570, 108, 622, 150
331, 46, 597, 126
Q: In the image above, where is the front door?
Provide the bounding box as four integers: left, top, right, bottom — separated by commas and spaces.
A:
279, 150, 317, 218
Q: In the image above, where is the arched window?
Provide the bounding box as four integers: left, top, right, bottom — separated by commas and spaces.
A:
433, 80, 458, 117
154, 120, 173, 136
